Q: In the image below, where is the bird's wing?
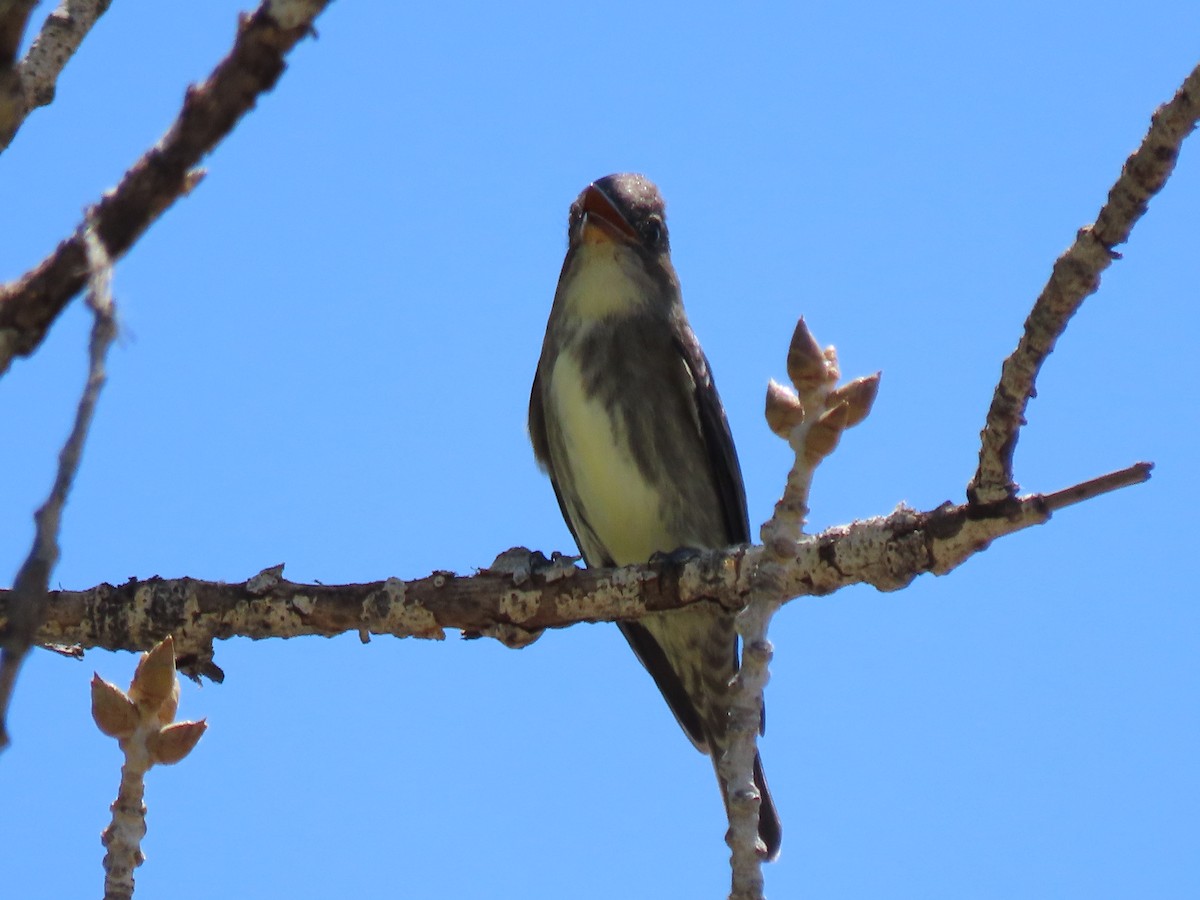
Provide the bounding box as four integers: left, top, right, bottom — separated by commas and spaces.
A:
619, 323, 756, 751
672, 323, 751, 546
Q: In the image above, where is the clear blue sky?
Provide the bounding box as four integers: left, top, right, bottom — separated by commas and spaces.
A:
3, 1, 1197, 897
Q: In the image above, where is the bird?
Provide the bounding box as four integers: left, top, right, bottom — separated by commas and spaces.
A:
528, 173, 781, 859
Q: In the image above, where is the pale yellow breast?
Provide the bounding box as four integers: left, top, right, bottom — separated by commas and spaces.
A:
549, 351, 673, 566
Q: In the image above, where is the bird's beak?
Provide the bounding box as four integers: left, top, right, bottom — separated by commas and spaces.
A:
579, 183, 638, 245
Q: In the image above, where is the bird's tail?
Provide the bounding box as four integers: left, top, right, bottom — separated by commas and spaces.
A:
754, 752, 782, 861
715, 750, 782, 861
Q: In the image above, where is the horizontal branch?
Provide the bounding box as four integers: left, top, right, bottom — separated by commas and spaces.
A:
0, 463, 1150, 681
0, 0, 332, 374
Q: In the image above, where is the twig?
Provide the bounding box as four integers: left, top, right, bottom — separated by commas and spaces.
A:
727, 321, 878, 898
93, 636, 207, 900
12, 0, 115, 132
0, 1, 38, 148
1041, 462, 1154, 512
0, 223, 115, 751
0, 0, 332, 375
970, 62, 1200, 504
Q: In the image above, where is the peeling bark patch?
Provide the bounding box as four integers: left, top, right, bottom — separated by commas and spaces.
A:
881, 533, 926, 591
362, 578, 444, 640
498, 589, 542, 624
558, 573, 644, 622
291, 595, 315, 617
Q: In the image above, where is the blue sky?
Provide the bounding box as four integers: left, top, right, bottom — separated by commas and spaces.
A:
2, 1, 1197, 897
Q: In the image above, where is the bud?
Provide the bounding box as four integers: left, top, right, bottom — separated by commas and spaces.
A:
785, 318, 829, 392
804, 402, 850, 464
91, 675, 138, 739
764, 379, 805, 438
148, 719, 208, 766
129, 635, 177, 714
826, 372, 881, 429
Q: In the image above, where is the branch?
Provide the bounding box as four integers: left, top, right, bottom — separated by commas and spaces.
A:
0, 463, 1149, 683
0, 0, 38, 148
9, 0, 115, 142
726, 321, 879, 896
970, 61, 1200, 504
0, 0, 332, 375
0, 223, 116, 751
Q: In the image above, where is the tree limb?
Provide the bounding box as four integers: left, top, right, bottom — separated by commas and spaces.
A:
0, 0, 332, 375
0, 463, 1149, 684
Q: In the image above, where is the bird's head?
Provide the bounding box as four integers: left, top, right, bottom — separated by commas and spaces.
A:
556, 174, 680, 323
568, 173, 671, 257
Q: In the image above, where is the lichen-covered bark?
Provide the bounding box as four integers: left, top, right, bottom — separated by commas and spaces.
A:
0, 466, 1149, 685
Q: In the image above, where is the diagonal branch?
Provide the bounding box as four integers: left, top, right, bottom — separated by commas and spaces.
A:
0, 0, 332, 375
969, 61, 1200, 505
0, 0, 38, 147
8, 0, 115, 145
0, 223, 116, 751
0, 0, 115, 151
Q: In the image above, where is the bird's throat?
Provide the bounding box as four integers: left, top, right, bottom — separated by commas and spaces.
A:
558, 244, 653, 323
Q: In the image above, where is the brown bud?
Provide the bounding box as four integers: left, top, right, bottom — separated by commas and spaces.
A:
129, 635, 177, 715
826, 372, 881, 429
804, 402, 850, 464
156, 679, 181, 725
90, 675, 138, 739
764, 379, 805, 438
147, 719, 208, 766
785, 318, 828, 392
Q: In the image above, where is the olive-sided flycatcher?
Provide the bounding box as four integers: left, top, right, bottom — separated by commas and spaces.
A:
528, 173, 781, 859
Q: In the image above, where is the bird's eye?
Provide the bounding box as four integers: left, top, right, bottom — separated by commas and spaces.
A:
643, 215, 666, 247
